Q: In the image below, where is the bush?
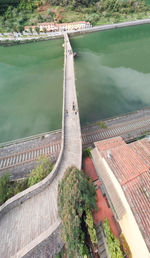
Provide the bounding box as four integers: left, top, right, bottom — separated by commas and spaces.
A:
103, 218, 123, 258
28, 156, 52, 187
96, 121, 107, 129
13, 178, 28, 195
35, 26, 40, 34
85, 13, 99, 25
85, 209, 97, 244
0, 172, 11, 205
82, 148, 92, 158
58, 166, 96, 257
120, 233, 132, 258
0, 156, 53, 206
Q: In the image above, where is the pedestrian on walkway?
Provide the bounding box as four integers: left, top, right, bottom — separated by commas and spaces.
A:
72, 102, 75, 111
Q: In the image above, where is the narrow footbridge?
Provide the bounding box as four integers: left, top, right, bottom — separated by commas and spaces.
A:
0, 33, 82, 258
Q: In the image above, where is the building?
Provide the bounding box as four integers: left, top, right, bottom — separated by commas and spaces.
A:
57, 21, 90, 31
24, 25, 36, 32
91, 137, 150, 258
24, 21, 91, 33
37, 22, 58, 32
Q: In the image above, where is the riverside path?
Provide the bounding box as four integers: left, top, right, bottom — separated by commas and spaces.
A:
0, 33, 82, 258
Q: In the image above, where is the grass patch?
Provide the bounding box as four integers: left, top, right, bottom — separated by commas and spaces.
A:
96, 121, 107, 129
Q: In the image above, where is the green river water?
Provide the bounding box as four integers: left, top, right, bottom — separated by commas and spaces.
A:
71, 24, 150, 125
0, 24, 150, 143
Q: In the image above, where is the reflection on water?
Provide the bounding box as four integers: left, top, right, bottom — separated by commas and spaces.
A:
71, 24, 150, 124
1, 24, 150, 143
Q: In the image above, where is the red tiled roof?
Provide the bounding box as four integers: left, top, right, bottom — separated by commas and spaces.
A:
95, 137, 150, 251
122, 171, 150, 249
102, 143, 148, 185
95, 136, 125, 151
130, 138, 150, 167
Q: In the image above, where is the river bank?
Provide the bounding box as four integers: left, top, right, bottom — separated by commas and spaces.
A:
1, 18, 150, 45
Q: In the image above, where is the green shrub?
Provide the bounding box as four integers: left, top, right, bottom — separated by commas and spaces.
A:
58, 166, 96, 257
28, 156, 52, 187
82, 148, 92, 158
55, 246, 65, 258
0, 156, 53, 206
85, 209, 97, 244
120, 233, 132, 258
13, 178, 28, 195
96, 121, 107, 129
0, 172, 11, 205
35, 26, 40, 34
103, 218, 123, 258
85, 13, 99, 25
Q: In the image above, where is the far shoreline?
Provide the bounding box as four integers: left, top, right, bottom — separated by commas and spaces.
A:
1, 18, 150, 46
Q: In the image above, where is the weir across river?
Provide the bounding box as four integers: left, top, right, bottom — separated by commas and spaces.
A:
0, 33, 82, 257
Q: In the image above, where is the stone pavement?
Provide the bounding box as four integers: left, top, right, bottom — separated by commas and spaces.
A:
0, 33, 82, 258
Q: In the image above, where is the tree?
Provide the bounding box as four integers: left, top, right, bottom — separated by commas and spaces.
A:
85, 13, 99, 25
0, 172, 10, 205
17, 24, 24, 33
35, 26, 40, 34
43, 27, 47, 33
58, 166, 96, 257
29, 27, 33, 33
28, 156, 52, 187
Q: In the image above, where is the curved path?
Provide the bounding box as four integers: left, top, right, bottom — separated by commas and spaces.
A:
0, 33, 82, 258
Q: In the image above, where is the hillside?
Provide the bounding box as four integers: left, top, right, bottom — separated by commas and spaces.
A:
0, 0, 150, 33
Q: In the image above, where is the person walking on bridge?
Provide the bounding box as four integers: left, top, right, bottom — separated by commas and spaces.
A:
72, 102, 75, 111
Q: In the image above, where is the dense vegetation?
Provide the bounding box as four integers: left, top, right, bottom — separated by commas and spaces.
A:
0, 0, 20, 14
103, 218, 123, 258
0, 0, 150, 32
0, 156, 53, 206
57, 166, 97, 257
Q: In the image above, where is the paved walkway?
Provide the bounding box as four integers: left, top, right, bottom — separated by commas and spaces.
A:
0, 33, 82, 258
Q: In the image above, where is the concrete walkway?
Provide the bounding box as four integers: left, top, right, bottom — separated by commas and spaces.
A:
0, 33, 82, 258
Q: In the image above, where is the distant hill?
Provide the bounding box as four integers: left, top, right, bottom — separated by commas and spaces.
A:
0, 0, 20, 14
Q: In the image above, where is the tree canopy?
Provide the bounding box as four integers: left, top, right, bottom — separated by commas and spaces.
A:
57, 166, 96, 257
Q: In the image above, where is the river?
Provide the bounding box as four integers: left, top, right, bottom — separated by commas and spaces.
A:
71, 24, 150, 125
0, 24, 150, 143
0, 39, 63, 143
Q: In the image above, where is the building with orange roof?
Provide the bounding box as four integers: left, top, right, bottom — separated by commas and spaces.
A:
24, 21, 90, 32
24, 25, 36, 32
91, 136, 150, 258
37, 22, 58, 32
